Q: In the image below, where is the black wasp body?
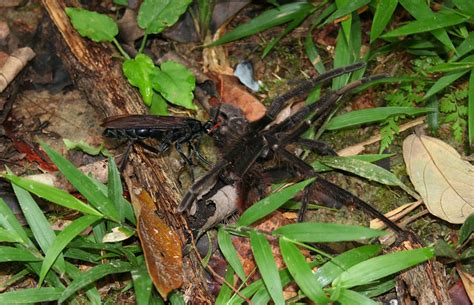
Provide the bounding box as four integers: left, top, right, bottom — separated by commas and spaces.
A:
102, 115, 217, 169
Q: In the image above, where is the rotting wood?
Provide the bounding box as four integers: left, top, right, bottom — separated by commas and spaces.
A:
41, 1, 213, 303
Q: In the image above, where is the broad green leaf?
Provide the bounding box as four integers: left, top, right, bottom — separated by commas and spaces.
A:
149, 93, 169, 115
218, 228, 246, 281
237, 178, 315, 226
370, 0, 398, 43
332, 30, 352, 89
38, 215, 101, 285
320, 157, 418, 198
336, 289, 378, 305
108, 157, 125, 222
59, 260, 132, 303
0, 198, 32, 247
0, 246, 42, 262
215, 266, 235, 305
356, 278, 396, 298
315, 245, 382, 287
273, 222, 386, 242
459, 213, 474, 244
279, 238, 329, 304
12, 183, 66, 273
41, 142, 120, 222
209, 2, 315, 46
169, 292, 186, 305
333, 248, 434, 288
0, 227, 23, 243
138, 0, 192, 34
324, 0, 370, 25
152, 61, 196, 109
453, 0, 474, 16
382, 10, 468, 38
63, 139, 111, 156
5, 174, 102, 217
469, 69, 474, 148
0, 287, 64, 303
399, 0, 455, 51
327, 107, 435, 130
131, 255, 155, 305
250, 231, 284, 305
66, 8, 118, 42
123, 54, 157, 106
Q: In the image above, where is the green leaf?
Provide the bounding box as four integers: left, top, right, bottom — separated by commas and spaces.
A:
0, 287, 64, 303
250, 231, 284, 305
370, 0, 398, 43
41, 142, 120, 222
218, 228, 246, 281
459, 213, 474, 244
152, 61, 196, 109
5, 174, 102, 217
63, 139, 111, 156
332, 30, 352, 89
215, 266, 235, 305
382, 10, 468, 38
131, 255, 155, 305
452, 32, 474, 62
315, 245, 382, 287
149, 93, 169, 115
108, 157, 125, 222
399, 0, 455, 51
66, 8, 118, 42
453, 0, 474, 16
336, 289, 379, 305
327, 107, 435, 130
209, 2, 315, 46
0, 246, 42, 262
427, 62, 474, 73
0, 227, 23, 243
38, 215, 101, 286
123, 54, 158, 106
320, 156, 418, 198
273, 222, 386, 243
237, 178, 315, 226
11, 183, 66, 273
0, 198, 32, 247
311, 154, 393, 172
333, 248, 434, 288
305, 30, 325, 74
137, 0, 192, 34
59, 260, 132, 303
324, 0, 370, 25
424, 69, 470, 99
279, 238, 329, 304
469, 69, 474, 148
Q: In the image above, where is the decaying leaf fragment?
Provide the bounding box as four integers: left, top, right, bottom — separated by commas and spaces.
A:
403, 134, 474, 223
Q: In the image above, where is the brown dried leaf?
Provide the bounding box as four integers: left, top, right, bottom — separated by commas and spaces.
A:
403, 134, 474, 224
135, 190, 183, 299
458, 268, 474, 304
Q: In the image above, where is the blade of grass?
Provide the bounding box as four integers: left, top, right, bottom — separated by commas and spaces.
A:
12, 182, 66, 273
469, 69, 474, 148
424, 69, 470, 99
0, 227, 23, 242
250, 231, 284, 305
459, 213, 474, 244
108, 157, 125, 222
370, 0, 398, 43
323, 0, 370, 25
41, 142, 120, 222
279, 238, 329, 304
215, 266, 235, 305
218, 227, 246, 281
326, 106, 435, 130
305, 29, 325, 73
38, 215, 101, 286
131, 255, 154, 305
333, 247, 435, 288
273, 222, 386, 243
59, 260, 132, 303
0, 198, 33, 247
0, 287, 64, 303
315, 245, 382, 287
0, 246, 42, 262
451, 31, 474, 62
65, 262, 102, 305
208, 2, 315, 46
336, 289, 379, 305
5, 174, 102, 217
237, 178, 314, 226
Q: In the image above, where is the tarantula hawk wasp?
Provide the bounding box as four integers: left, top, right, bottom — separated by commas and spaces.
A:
179, 62, 405, 234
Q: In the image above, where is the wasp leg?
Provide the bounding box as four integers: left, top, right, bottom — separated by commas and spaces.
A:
175, 142, 195, 182
119, 140, 135, 172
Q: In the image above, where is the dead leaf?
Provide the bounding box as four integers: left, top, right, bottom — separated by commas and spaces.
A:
132, 189, 183, 299
403, 134, 474, 224
370, 200, 423, 230
458, 268, 474, 304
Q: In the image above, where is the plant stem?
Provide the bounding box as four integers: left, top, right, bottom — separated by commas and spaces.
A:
138, 33, 148, 54
113, 38, 130, 60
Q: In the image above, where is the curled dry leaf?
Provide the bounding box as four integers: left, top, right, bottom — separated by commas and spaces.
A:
403, 134, 474, 224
